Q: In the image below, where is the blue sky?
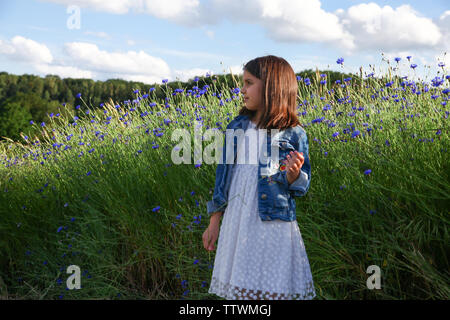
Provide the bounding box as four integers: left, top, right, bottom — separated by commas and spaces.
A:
0, 0, 448, 84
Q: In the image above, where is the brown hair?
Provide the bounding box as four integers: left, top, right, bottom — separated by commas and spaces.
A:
238, 55, 301, 130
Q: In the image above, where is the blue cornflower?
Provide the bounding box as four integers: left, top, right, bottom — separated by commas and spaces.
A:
162, 79, 168, 84
76, 93, 81, 98
57, 226, 63, 233
364, 169, 372, 175
152, 206, 161, 212
395, 57, 401, 63
431, 77, 444, 87
337, 57, 344, 65
410, 64, 417, 69
351, 130, 360, 138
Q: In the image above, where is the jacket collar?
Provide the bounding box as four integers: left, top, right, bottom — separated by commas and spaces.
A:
232, 114, 250, 130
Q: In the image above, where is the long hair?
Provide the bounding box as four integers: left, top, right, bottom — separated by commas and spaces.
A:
238, 55, 301, 130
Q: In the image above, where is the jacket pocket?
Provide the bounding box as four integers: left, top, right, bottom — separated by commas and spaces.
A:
269, 183, 290, 208
276, 138, 295, 152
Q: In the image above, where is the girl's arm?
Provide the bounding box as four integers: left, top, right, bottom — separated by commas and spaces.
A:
287, 130, 311, 197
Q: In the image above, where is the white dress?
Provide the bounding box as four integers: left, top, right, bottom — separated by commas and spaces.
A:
208, 121, 316, 300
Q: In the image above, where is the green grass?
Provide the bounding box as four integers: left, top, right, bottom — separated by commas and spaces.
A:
0, 66, 449, 300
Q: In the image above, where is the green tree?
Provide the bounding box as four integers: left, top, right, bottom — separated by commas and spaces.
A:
0, 101, 33, 141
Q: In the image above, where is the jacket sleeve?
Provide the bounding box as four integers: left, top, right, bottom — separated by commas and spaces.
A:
206, 121, 234, 217
288, 130, 311, 198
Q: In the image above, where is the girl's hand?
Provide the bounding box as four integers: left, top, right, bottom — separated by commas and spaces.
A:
202, 221, 220, 251
285, 151, 304, 185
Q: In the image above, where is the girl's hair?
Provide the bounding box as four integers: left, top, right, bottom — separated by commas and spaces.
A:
238, 55, 302, 130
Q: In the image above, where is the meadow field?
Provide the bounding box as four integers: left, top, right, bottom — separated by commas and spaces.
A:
0, 59, 448, 300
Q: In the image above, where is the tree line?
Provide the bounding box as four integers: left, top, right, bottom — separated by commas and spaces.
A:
0, 68, 357, 142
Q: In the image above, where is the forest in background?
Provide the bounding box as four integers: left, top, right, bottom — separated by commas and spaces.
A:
0, 69, 357, 142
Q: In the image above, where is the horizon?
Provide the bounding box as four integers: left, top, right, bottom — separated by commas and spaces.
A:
0, 0, 448, 85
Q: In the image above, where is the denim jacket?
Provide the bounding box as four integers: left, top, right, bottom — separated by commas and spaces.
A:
206, 114, 311, 222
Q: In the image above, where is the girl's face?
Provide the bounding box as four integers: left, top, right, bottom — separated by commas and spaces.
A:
241, 70, 263, 117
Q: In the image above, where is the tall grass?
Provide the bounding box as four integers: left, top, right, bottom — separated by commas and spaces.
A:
0, 60, 448, 300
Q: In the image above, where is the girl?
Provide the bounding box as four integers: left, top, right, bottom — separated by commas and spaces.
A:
203, 55, 316, 300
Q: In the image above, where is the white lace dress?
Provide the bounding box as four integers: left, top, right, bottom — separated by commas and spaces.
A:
208, 121, 316, 300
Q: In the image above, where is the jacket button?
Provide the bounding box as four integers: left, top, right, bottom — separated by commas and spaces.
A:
261, 193, 267, 200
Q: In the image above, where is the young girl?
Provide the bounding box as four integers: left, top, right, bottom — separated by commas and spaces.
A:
203, 55, 316, 300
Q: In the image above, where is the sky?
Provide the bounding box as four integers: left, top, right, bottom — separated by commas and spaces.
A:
0, 0, 449, 85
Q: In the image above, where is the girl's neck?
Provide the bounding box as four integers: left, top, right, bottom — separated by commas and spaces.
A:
251, 112, 263, 125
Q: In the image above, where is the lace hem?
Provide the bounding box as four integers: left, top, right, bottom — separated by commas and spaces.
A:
208, 276, 316, 300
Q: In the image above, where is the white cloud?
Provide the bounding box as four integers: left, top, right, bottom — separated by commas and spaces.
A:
140, 0, 200, 25
0, 36, 53, 64
436, 10, 450, 52
227, 65, 243, 75
339, 3, 442, 52
34, 64, 93, 78
257, 0, 355, 49
41, 0, 201, 22
172, 68, 214, 82
197, 0, 355, 50
118, 73, 167, 84
440, 10, 450, 21
40, 0, 447, 55
40, 0, 136, 14
63, 42, 171, 77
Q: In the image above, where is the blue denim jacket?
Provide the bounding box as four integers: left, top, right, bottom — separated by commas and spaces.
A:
206, 114, 311, 222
